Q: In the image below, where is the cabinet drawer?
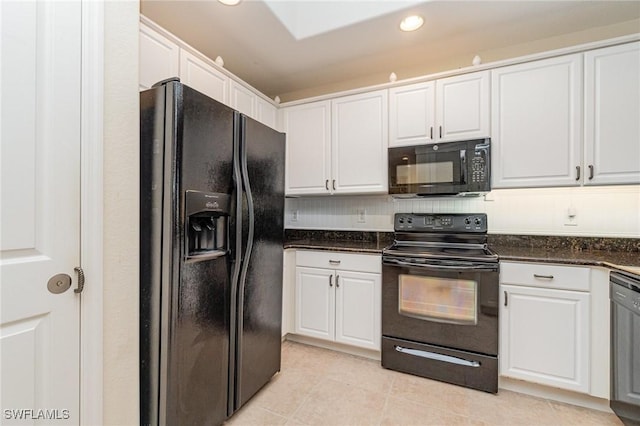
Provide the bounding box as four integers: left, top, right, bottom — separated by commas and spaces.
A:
500, 262, 590, 291
296, 250, 381, 273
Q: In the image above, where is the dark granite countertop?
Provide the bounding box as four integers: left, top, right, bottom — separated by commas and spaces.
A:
283, 230, 393, 254
284, 229, 640, 274
488, 235, 640, 274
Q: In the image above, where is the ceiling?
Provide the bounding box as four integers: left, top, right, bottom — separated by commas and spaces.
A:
140, 1, 640, 102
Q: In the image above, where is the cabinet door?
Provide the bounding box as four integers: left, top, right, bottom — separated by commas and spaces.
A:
436, 71, 490, 142
256, 97, 278, 130
179, 49, 229, 104
389, 82, 436, 147
139, 23, 179, 91
335, 271, 381, 351
283, 101, 332, 195
230, 80, 256, 118
500, 284, 590, 393
332, 90, 388, 194
491, 55, 582, 188
295, 267, 335, 341
584, 42, 640, 185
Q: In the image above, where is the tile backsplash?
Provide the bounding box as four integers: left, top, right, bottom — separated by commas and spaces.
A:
285, 185, 640, 238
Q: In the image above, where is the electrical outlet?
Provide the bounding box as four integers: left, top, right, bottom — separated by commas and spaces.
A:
357, 209, 366, 223
564, 206, 578, 226
291, 210, 299, 222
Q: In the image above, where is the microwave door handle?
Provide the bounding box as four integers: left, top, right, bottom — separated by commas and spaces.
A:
383, 258, 496, 272
460, 149, 467, 184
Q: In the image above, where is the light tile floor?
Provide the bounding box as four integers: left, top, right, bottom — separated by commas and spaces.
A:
226, 341, 623, 426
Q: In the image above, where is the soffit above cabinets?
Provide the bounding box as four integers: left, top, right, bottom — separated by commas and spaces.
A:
140, 0, 640, 101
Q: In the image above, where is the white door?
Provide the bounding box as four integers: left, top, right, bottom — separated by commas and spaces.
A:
230, 80, 256, 119
389, 81, 436, 147
294, 267, 334, 341
334, 270, 381, 351
1, 1, 81, 423
179, 49, 229, 104
491, 54, 583, 188
283, 101, 332, 196
139, 22, 180, 91
500, 284, 590, 393
584, 41, 640, 185
436, 71, 490, 142
332, 89, 388, 194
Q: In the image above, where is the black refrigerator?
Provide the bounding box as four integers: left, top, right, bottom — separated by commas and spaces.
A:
140, 79, 285, 425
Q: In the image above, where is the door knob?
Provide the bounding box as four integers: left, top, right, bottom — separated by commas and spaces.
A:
47, 273, 72, 294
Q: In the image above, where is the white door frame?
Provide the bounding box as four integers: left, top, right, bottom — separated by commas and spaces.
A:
80, 1, 104, 424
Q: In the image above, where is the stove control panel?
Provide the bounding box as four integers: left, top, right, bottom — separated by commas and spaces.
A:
394, 213, 487, 233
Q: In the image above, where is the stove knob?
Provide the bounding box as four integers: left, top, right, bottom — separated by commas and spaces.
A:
464, 217, 472, 225
474, 217, 482, 226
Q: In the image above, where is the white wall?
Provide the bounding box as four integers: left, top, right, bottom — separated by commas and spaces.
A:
103, 1, 139, 424
285, 185, 640, 238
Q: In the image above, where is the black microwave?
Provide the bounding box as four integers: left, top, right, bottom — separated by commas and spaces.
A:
388, 139, 491, 197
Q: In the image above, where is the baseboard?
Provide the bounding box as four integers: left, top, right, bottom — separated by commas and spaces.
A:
499, 377, 612, 413
284, 334, 381, 361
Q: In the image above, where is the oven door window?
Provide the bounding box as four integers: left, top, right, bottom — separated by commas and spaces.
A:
398, 274, 477, 325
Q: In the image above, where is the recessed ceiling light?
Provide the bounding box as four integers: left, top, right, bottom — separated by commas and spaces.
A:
400, 15, 424, 32
218, 0, 241, 5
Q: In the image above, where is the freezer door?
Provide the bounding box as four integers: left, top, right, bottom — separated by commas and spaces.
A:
234, 115, 286, 411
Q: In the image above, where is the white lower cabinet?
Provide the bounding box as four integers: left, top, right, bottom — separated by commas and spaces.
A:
500, 262, 591, 394
295, 251, 381, 351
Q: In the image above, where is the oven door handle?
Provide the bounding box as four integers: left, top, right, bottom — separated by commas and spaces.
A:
394, 346, 481, 367
383, 257, 497, 272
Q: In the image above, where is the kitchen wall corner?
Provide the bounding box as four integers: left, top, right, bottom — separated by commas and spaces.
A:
103, 2, 139, 425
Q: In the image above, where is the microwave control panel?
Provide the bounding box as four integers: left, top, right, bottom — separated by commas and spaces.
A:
471, 155, 487, 184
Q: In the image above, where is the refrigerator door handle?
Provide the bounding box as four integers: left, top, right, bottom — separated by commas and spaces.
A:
229, 111, 243, 416
235, 114, 257, 409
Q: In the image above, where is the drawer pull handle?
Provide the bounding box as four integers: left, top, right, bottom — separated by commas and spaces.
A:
329, 275, 333, 287
395, 345, 480, 367
336, 275, 340, 288
534, 274, 554, 280
329, 260, 341, 265
504, 290, 508, 307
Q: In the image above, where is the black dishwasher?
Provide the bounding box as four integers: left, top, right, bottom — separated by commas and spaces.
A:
611, 270, 640, 425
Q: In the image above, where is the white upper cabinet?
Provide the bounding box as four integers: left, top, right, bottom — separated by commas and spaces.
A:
436, 71, 490, 142
283, 101, 332, 195
584, 42, 640, 185
230, 80, 256, 119
140, 19, 279, 130
256, 97, 278, 130
491, 54, 583, 188
139, 23, 179, 91
332, 90, 388, 194
389, 82, 436, 147
179, 49, 229, 104
388, 72, 489, 148
284, 91, 388, 196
